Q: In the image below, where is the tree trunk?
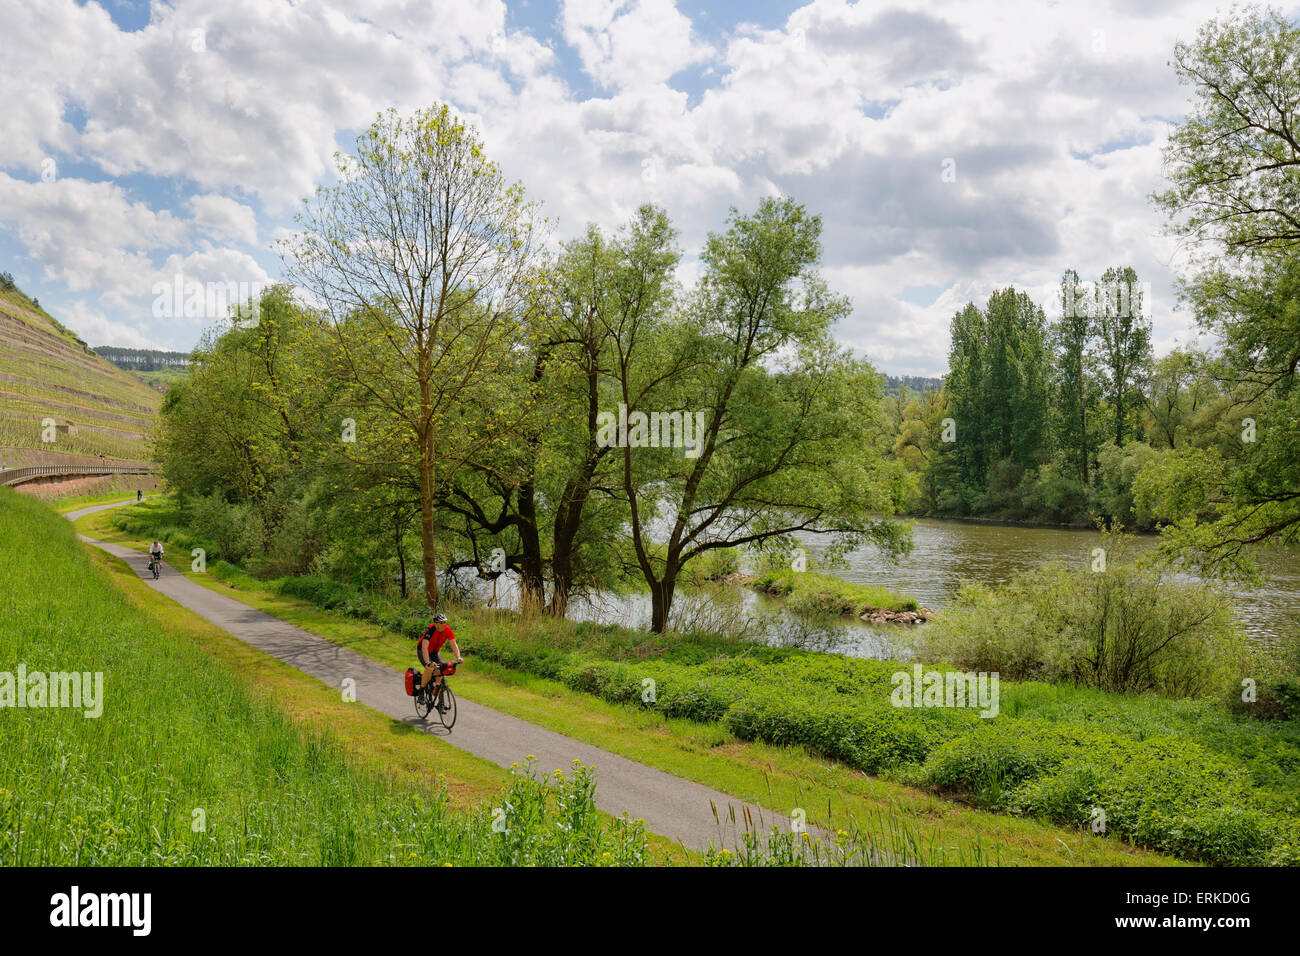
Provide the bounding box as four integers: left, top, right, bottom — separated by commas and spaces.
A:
515, 477, 546, 608
395, 519, 408, 599
548, 489, 584, 616
418, 425, 440, 611
649, 566, 678, 633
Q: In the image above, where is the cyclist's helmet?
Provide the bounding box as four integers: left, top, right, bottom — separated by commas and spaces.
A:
431, 612, 448, 624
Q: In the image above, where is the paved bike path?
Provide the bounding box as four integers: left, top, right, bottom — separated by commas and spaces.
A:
67, 500, 796, 853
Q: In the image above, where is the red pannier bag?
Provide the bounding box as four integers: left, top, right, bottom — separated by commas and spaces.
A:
404, 668, 421, 696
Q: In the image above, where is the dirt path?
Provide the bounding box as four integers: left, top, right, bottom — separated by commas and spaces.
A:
66, 500, 803, 854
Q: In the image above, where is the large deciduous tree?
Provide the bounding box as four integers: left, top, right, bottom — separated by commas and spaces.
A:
1152, 6, 1300, 575
614, 198, 910, 632
280, 104, 541, 611
1153, 6, 1300, 258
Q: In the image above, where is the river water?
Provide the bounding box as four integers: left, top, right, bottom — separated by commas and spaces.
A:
793, 519, 1300, 649
456, 518, 1300, 657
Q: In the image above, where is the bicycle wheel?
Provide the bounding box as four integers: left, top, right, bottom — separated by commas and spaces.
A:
414, 683, 433, 720
436, 684, 457, 730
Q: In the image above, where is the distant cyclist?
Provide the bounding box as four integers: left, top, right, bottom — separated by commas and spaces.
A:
148, 540, 164, 572
417, 613, 462, 693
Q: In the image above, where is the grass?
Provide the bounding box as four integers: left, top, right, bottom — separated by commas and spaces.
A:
2, 488, 701, 866
78, 498, 1198, 866
51, 491, 153, 515
132, 369, 188, 388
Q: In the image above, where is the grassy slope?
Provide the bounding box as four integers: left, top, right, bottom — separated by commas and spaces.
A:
1, 491, 688, 866
78, 502, 1188, 866
0, 286, 161, 465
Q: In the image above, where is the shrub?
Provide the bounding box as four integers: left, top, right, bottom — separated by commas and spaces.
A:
909, 534, 1246, 697
925, 721, 1277, 864
1091, 441, 1160, 528
187, 491, 263, 564
1025, 455, 1089, 524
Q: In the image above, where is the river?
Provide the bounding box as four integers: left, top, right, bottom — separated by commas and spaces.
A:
455, 518, 1300, 656
793, 518, 1300, 649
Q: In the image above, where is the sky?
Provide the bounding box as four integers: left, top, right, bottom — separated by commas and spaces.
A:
1, 0, 1289, 376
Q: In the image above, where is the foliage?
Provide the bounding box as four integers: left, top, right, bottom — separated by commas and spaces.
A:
459, 616, 1299, 866
909, 534, 1247, 697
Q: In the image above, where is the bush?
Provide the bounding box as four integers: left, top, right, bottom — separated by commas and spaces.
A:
248, 576, 1299, 866
909, 533, 1246, 698
924, 721, 1275, 864
1025, 455, 1089, 524
187, 491, 263, 565
263, 498, 322, 577
752, 569, 919, 614
1091, 441, 1160, 528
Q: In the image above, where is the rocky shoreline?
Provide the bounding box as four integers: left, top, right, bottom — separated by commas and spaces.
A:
858, 606, 934, 625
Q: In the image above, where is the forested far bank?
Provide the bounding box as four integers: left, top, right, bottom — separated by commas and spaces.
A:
882, 7, 1300, 592
882, 270, 1251, 535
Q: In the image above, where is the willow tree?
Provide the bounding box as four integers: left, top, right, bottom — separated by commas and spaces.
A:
543, 211, 679, 614
280, 105, 541, 610
1150, 7, 1300, 575
613, 198, 910, 632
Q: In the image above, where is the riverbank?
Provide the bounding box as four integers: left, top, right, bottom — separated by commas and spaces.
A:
901, 511, 1097, 531
464, 624, 1300, 866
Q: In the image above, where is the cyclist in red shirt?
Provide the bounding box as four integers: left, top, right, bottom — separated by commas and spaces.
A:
417, 612, 462, 693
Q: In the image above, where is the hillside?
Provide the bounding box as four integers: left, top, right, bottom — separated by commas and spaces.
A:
0, 279, 160, 467
95, 345, 191, 371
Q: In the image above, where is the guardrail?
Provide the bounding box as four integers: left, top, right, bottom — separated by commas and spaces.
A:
0, 464, 157, 487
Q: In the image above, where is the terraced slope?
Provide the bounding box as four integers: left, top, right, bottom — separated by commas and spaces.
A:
0, 284, 161, 467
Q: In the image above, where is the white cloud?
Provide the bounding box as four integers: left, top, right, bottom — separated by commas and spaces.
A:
562, 0, 713, 89
60, 299, 157, 349
0, 174, 187, 307
188, 194, 260, 247
0, 0, 1236, 370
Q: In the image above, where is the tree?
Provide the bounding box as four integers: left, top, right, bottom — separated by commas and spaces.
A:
613, 198, 910, 632
944, 288, 1050, 503
1153, 6, 1300, 259
1051, 269, 1102, 484
1167, 258, 1300, 573
892, 387, 953, 513
1145, 346, 1221, 450
946, 302, 987, 496
986, 287, 1050, 468
1151, 7, 1300, 575
1088, 266, 1153, 446
280, 104, 541, 611
542, 210, 677, 614
156, 286, 321, 521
